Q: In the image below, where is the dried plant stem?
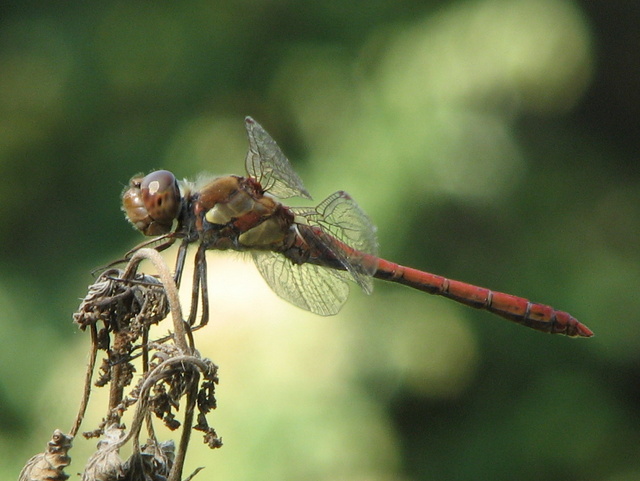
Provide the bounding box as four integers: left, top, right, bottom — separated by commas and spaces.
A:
69, 325, 99, 437
169, 368, 199, 481
123, 248, 190, 354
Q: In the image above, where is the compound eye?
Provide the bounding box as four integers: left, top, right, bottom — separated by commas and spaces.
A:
140, 170, 181, 227
122, 170, 181, 236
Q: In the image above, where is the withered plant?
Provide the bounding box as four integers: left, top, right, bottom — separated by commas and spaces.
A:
18, 248, 221, 481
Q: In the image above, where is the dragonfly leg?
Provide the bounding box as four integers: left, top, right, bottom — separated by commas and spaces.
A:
173, 238, 190, 288
186, 243, 209, 328
187, 251, 201, 327
196, 245, 209, 328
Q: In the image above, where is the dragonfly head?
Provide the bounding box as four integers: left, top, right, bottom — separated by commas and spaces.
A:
122, 170, 181, 236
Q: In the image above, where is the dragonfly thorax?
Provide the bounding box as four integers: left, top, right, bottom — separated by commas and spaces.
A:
188, 175, 297, 252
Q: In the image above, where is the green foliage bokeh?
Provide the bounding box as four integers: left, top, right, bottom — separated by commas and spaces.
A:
1, 1, 639, 480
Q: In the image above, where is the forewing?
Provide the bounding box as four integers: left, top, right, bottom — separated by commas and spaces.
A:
251, 250, 350, 316
292, 191, 378, 294
244, 117, 312, 200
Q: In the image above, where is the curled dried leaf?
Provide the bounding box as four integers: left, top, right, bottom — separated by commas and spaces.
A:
194, 413, 223, 450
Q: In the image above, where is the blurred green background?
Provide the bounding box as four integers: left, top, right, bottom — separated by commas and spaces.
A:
1, 0, 639, 479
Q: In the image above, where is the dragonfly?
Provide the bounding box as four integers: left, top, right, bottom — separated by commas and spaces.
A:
121, 116, 593, 338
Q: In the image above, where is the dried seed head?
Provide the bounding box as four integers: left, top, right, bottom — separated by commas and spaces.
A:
81, 425, 124, 481
18, 430, 73, 481
74, 269, 168, 332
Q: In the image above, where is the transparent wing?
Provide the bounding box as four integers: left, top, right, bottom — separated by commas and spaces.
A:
244, 116, 312, 200
291, 191, 379, 295
251, 250, 350, 316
